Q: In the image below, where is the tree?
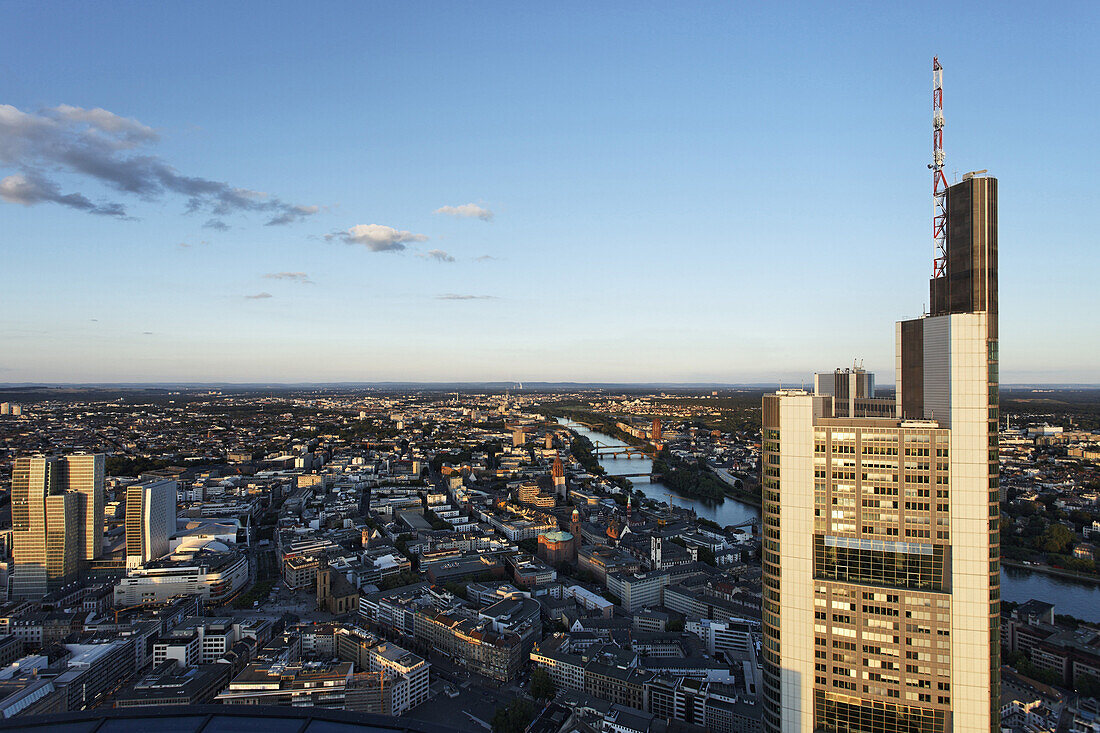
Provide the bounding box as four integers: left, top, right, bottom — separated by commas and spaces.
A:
529, 667, 555, 700
1042, 524, 1076, 554
491, 699, 535, 733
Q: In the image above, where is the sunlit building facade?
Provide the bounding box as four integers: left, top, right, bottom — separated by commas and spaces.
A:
126, 479, 178, 568
761, 175, 999, 733
11, 453, 105, 599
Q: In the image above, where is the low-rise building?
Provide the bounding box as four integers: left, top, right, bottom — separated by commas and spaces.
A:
413, 608, 523, 682
216, 660, 354, 708
113, 661, 232, 707
113, 551, 249, 606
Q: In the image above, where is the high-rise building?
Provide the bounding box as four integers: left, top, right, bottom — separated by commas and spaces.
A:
65, 453, 105, 560
11, 454, 103, 599
45, 491, 82, 585
125, 479, 178, 568
761, 173, 999, 733
814, 366, 875, 418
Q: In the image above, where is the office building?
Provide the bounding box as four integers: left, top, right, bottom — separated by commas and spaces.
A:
113, 662, 233, 708
65, 453, 105, 561
814, 366, 875, 418
11, 454, 104, 599
125, 479, 178, 568
761, 173, 999, 732
216, 660, 354, 708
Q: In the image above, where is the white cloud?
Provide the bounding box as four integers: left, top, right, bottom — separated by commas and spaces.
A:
434, 203, 493, 221
263, 272, 314, 284
326, 224, 428, 252
436, 293, 497, 301
244, 292, 273, 299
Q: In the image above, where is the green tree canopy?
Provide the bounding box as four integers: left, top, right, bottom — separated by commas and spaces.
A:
491, 699, 535, 733
529, 667, 555, 700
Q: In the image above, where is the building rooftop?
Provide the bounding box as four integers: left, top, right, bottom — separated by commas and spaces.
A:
1, 705, 461, 733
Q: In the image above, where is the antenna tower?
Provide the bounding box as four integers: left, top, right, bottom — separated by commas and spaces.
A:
931, 57, 948, 278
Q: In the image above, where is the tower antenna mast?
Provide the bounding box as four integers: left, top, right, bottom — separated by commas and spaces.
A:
931, 57, 948, 278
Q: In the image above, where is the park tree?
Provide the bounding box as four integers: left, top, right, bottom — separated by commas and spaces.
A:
529, 667, 555, 700
491, 699, 535, 733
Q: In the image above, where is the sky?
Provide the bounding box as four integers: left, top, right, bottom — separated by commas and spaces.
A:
2, 2, 1097, 384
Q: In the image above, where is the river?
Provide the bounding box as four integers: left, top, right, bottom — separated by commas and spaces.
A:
999, 566, 1100, 623
557, 418, 760, 529
558, 418, 1100, 621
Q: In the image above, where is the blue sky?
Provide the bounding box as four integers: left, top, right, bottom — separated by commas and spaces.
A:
2, 2, 1097, 383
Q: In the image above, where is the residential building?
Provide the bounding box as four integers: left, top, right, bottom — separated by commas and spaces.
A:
413, 608, 524, 682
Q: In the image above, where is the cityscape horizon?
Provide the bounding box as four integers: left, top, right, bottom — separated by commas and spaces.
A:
2, 5, 1099, 733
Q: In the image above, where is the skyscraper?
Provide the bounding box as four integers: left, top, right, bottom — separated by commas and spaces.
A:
125, 479, 178, 568
65, 452, 106, 560
11, 453, 106, 599
761, 173, 999, 733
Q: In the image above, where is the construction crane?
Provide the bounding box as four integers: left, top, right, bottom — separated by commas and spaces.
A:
930, 56, 948, 279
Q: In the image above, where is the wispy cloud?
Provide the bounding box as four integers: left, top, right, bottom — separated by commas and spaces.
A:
263, 271, 313, 284
177, 239, 209, 249
435, 203, 493, 221
474, 254, 501, 262
265, 204, 321, 226
436, 293, 498, 301
244, 292, 273, 300
203, 218, 230, 231
0, 103, 319, 225
420, 249, 455, 263
0, 171, 125, 216
325, 224, 428, 252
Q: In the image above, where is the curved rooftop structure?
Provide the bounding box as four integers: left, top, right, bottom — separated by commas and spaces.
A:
541, 530, 573, 543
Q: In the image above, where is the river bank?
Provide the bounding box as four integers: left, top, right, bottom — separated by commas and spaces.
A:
705, 464, 762, 507
558, 418, 761, 529
1002, 559, 1100, 586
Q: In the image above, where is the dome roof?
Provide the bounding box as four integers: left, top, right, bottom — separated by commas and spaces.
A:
542, 530, 573, 543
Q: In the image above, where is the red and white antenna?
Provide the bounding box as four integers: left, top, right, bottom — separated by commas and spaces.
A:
931, 57, 948, 278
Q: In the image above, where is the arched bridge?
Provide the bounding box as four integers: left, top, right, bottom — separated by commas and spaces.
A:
592, 442, 656, 459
